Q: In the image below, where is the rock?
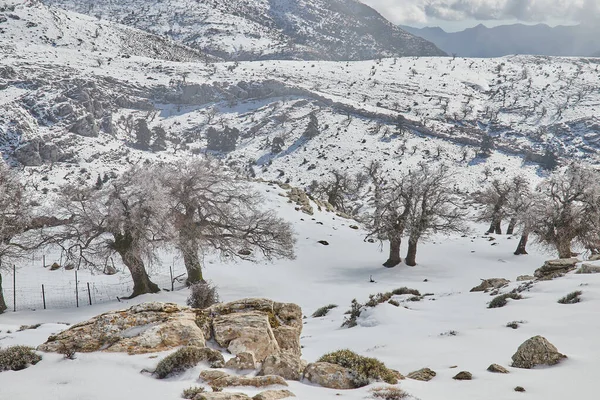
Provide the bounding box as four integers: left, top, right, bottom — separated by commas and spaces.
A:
407, 367, 436, 381
70, 114, 99, 137
225, 352, 256, 370
260, 353, 306, 380
49, 263, 61, 271
213, 311, 280, 363
14, 140, 43, 166
39, 143, 61, 163
576, 264, 600, 274
452, 371, 472, 380
104, 264, 117, 275
199, 370, 288, 388
317, 240, 329, 246
589, 254, 600, 261
470, 278, 510, 292
534, 258, 578, 280
303, 362, 355, 389
252, 390, 295, 400
349, 225, 359, 230
511, 336, 567, 369
514, 386, 526, 392
38, 302, 205, 354
487, 363, 509, 373
516, 275, 534, 281
194, 393, 251, 400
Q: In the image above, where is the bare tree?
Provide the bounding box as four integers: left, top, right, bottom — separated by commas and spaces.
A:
161, 159, 295, 285
531, 164, 599, 258
472, 179, 511, 234
51, 167, 171, 298
308, 170, 367, 215
403, 164, 467, 266
504, 176, 536, 255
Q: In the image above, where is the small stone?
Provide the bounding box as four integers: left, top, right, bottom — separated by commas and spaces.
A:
225, 352, 256, 370
487, 364, 509, 373
514, 386, 526, 392
453, 371, 472, 380
317, 240, 329, 246
407, 367, 436, 381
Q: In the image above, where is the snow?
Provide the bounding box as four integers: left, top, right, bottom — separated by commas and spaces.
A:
1, 188, 599, 400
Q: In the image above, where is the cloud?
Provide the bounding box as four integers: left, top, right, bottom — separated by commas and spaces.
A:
362, 0, 600, 24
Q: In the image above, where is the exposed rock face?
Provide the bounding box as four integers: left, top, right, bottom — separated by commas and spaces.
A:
199, 370, 288, 388
453, 371, 472, 380
511, 336, 567, 369
576, 264, 600, 274
534, 258, 578, 280
487, 363, 509, 373
303, 362, 355, 389
225, 352, 257, 370
407, 367, 437, 381
260, 353, 307, 381
516, 275, 535, 281
470, 278, 510, 292
14, 139, 63, 166
38, 302, 205, 354
252, 390, 295, 400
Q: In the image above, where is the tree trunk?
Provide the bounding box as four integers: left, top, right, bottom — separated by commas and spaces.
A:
405, 239, 418, 266
113, 232, 159, 298
494, 220, 502, 234
182, 249, 204, 286
557, 239, 573, 259
486, 221, 495, 234
506, 218, 517, 235
383, 238, 401, 268
0, 273, 7, 314
514, 233, 529, 255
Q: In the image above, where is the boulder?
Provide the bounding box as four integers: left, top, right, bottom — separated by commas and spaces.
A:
38, 302, 205, 354
516, 275, 534, 281
252, 390, 295, 400
225, 352, 256, 370
407, 367, 436, 381
14, 140, 42, 166
194, 393, 251, 400
589, 254, 600, 261
303, 362, 355, 389
487, 363, 509, 373
452, 371, 472, 380
259, 353, 306, 380
511, 336, 567, 369
470, 278, 509, 292
576, 264, 600, 274
534, 258, 578, 280
199, 370, 288, 388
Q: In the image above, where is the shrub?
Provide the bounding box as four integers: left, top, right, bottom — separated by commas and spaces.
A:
391, 287, 421, 296
506, 320, 525, 329
488, 293, 522, 308
17, 324, 41, 332
558, 291, 582, 304
371, 386, 409, 400
365, 292, 393, 307
342, 299, 362, 328
154, 346, 221, 379
0, 346, 42, 372
318, 349, 399, 387
182, 386, 205, 399
312, 304, 338, 318
187, 282, 219, 309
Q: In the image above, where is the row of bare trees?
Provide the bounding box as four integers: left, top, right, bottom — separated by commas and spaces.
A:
0, 159, 295, 303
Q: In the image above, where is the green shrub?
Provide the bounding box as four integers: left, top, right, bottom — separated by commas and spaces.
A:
488, 293, 522, 308
342, 299, 362, 328
318, 349, 399, 387
365, 293, 393, 308
312, 304, 338, 318
558, 291, 582, 304
182, 386, 205, 399
391, 287, 421, 296
154, 346, 223, 379
0, 346, 42, 372
187, 282, 219, 309
370, 386, 409, 400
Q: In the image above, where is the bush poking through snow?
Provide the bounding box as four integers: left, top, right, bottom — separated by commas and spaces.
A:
318, 349, 399, 387
488, 293, 523, 308
365, 292, 393, 307
370, 386, 409, 400
187, 281, 219, 309
59, 343, 77, 360
17, 323, 41, 332
342, 299, 362, 328
0, 346, 42, 372
181, 386, 205, 399
312, 304, 338, 318
558, 291, 582, 304
154, 346, 219, 379
506, 320, 525, 329
391, 287, 421, 296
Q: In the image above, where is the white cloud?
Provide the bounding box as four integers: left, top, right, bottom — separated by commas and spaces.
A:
363, 0, 600, 24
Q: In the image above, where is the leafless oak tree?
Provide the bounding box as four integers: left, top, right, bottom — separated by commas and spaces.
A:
472, 179, 510, 234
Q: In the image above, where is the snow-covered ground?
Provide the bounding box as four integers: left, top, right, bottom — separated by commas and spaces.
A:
1, 188, 598, 400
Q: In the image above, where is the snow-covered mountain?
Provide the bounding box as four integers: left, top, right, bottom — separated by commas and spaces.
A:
42, 0, 446, 60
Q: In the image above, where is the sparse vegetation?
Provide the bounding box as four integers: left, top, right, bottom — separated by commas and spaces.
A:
312, 304, 338, 318
182, 386, 205, 399
370, 386, 409, 400
558, 291, 582, 304
318, 349, 399, 387
0, 346, 42, 372
187, 281, 220, 309
154, 346, 220, 379
391, 287, 421, 296
488, 293, 523, 308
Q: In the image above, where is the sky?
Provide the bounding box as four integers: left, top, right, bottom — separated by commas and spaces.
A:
361, 0, 598, 31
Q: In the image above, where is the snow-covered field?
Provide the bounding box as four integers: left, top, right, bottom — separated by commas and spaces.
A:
1, 188, 598, 400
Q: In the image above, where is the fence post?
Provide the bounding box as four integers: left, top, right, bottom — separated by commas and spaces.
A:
42, 284, 46, 310
75, 270, 79, 308
42, 255, 45, 268
13, 265, 16, 312
87, 282, 92, 306
170, 266, 174, 291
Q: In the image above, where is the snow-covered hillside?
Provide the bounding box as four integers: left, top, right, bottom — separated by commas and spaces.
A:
42, 0, 446, 60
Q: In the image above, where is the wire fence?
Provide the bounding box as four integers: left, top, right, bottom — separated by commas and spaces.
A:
0, 255, 189, 312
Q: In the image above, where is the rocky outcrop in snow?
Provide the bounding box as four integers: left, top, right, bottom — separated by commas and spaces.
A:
511, 336, 567, 369
534, 258, 579, 280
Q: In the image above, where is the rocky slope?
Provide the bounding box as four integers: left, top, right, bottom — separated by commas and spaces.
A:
43, 0, 446, 60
